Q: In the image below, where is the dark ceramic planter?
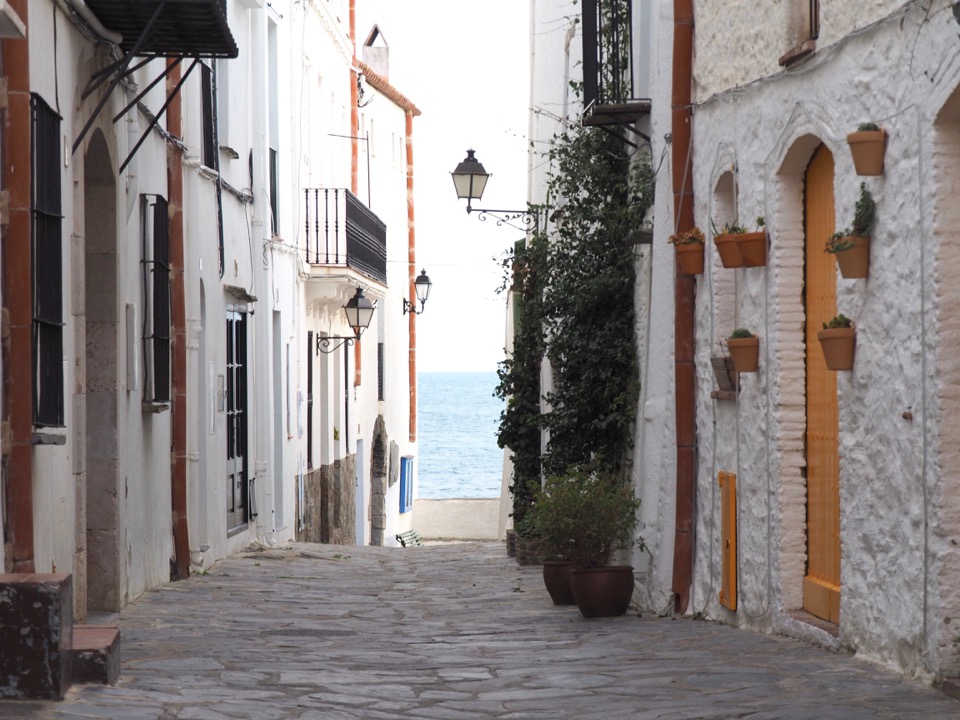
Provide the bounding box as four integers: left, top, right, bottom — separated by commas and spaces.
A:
542, 561, 576, 605
569, 565, 635, 618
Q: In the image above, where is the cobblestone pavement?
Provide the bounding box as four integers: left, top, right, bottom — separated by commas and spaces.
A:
3, 542, 959, 719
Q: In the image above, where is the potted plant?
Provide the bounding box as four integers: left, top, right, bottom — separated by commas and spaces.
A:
735, 217, 767, 267
847, 122, 886, 176
818, 313, 856, 370
532, 467, 641, 617
727, 328, 759, 373
825, 183, 875, 279
712, 220, 745, 269
668, 226, 705, 276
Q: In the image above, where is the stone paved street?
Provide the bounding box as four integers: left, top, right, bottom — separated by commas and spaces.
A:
2, 542, 958, 719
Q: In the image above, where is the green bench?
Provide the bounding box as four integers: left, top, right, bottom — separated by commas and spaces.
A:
396, 529, 423, 547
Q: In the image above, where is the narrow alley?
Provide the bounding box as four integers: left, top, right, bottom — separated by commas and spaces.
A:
2, 542, 957, 719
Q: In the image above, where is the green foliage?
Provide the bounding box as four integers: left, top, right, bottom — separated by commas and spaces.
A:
668, 226, 705, 246
729, 328, 754, 340
532, 468, 641, 568
825, 232, 855, 254
532, 112, 651, 479
496, 236, 548, 531
825, 183, 875, 252
857, 122, 881, 132
852, 183, 876, 237
822, 313, 853, 330
496, 0, 648, 527
711, 216, 763, 236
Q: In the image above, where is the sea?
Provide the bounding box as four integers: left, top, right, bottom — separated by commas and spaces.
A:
417, 371, 504, 499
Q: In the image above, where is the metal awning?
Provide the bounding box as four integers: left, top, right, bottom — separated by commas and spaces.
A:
73, 0, 238, 171
84, 0, 237, 58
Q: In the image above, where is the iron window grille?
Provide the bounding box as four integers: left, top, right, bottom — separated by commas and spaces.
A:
31, 94, 65, 428
582, 0, 635, 111
226, 310, 249, 530
201, 63, 217, 170
269, 147, 280, 235
377, 342, 384, 401
141, 195, 171, 404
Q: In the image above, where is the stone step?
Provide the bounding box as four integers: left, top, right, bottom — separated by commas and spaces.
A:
70, 625, 120, 685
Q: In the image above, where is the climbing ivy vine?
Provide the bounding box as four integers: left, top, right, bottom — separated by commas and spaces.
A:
496, 93, 654, 530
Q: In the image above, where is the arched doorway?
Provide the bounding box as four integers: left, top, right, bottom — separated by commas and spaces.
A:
84, 129, 120, 612
803, 144, 841, 624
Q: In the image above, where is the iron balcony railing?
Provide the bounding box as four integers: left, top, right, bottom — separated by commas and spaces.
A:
303, 188, 387, 284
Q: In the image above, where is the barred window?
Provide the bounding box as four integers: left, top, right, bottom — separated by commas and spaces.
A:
31, 94, 64, 428
141, 195, 171, 404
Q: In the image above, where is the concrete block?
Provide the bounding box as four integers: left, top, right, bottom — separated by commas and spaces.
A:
71, 625, 120, 685
0, 573, 73, 699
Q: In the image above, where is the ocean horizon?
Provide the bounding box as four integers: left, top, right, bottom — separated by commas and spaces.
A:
417, 371, 504, 499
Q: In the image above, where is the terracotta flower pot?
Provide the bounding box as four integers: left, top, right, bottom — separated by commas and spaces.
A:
714, 233, 744, 268
674, 243, 704, 275
727, 336, 760, 373
847, 129, 886, 176
542, 560, 576, 605
569, 566, 635, 618
736, 231, 767, 267
833, 236, 869, 279
818, 327, 856, 371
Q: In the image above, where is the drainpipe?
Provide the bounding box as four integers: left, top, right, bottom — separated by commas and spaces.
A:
2, 0, 34, 574
349, 0, 361, 384
167, 59, 190, 579
671, 0, 696, 614
406, 110, 416, 443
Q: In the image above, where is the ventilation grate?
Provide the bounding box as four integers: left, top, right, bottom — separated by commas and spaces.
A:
261, 628, 360, 638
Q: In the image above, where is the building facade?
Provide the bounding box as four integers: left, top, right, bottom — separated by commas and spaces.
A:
521, 0, 960, 685
1, 0, 421, 698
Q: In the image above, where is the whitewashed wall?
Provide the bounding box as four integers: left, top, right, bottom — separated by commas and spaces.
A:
676, 0, 960, 680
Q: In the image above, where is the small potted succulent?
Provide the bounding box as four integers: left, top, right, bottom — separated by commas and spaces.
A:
668, 226, 705, 276
817, 313, 856, 370
825, 183, 875, 279
712, 220, 745, 269
847, 122, 886, 176
735, 217, 767, 267
727, 328, 760, 373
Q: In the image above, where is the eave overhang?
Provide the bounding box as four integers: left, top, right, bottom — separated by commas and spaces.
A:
84, 0, 238, 59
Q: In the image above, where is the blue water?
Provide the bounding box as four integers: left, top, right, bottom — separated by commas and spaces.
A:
417, 371, 504, 499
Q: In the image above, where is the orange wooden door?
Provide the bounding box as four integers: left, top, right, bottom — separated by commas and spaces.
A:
803, 144, 841, 623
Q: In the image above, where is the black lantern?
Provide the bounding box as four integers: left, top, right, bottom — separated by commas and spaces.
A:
317, 287, 376, 354
450, 149, 538, 230
451, 149, 490, 206
403, 269, 433, 315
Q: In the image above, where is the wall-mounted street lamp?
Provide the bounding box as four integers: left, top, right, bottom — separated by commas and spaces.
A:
402, 269, 433, 315
451, 149, 538, 230
316, 287, 376, 354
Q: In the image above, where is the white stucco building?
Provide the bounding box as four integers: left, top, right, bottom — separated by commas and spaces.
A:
1, 0, 422, 696
521, 0, 960, 686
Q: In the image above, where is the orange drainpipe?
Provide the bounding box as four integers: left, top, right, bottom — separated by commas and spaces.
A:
167, 60, 190, 579
671, 0, 696, 614
3, 0, 35, 574
349, 0, 362, 385
406, 111, 416, 443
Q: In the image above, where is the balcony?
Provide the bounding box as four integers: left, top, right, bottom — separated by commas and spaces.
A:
581, 0, 652, 128
83, 0, 237, 58
303, 188, 387, 285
